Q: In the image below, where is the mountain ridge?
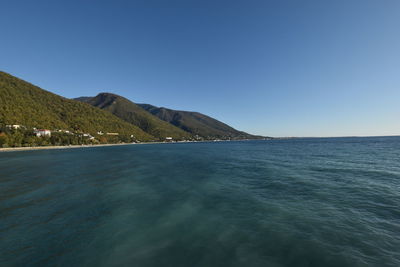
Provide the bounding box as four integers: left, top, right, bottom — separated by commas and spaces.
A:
76, 93, 192, 140
76, 93, 262, 140
138, 103, 260, 139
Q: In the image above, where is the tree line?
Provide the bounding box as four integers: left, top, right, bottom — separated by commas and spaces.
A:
0, 124, 135, 148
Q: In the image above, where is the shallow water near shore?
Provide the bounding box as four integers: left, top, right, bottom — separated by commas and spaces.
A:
1, 137, 400, 267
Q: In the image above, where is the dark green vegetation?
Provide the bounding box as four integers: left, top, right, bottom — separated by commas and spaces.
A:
0, 71, 263, 147
77, 93, 191, 140
0, 71, 152, 147
139, 104, 260, 139
0, 125, 117, 147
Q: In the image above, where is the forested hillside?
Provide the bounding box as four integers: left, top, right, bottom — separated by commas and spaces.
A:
0, 71, 153, 145
77, 93, 191, 140
139, 104, 260, 139
0, 71, 263, 148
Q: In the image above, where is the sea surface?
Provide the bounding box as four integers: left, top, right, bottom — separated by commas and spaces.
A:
1, 137, 400, 267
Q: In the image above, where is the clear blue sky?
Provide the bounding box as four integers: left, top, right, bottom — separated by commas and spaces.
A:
1, 0, 399, 137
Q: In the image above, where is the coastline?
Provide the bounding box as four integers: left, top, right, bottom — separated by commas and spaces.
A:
0, 143, 139, 153
0, 140, 204, 153
0, 139, 261, 153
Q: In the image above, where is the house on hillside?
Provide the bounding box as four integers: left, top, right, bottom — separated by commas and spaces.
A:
6, 124, 23, 129
106, 133, 119, 136
165, 137, 173, 142
83, 133, 95, 140
34, 129, 51, 137
57, 129, 71, 134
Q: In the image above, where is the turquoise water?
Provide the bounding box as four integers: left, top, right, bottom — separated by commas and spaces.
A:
1, 137, 400, 267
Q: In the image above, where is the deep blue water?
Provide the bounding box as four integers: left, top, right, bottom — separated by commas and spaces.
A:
1, 137, 400, 267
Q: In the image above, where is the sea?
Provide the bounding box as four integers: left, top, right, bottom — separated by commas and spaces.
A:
1, 137, 399, 267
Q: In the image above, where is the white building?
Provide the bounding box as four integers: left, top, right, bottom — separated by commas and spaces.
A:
6, 124, 22, 129
83, 134, 95, 140
57, 130, 71, 134
34, 129, 51, 137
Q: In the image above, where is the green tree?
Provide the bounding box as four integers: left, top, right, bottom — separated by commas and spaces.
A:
0, 134, 8, 147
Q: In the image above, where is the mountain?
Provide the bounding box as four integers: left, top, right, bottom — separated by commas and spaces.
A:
76, 93, 191, 140
0, 71, 263, 144
139, 104, 260, 139
0, 71, 153, 141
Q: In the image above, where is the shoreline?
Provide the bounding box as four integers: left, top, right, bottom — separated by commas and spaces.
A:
0, 143, 142, 153
0, 139, 265, 153
0, 140, 207, 153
